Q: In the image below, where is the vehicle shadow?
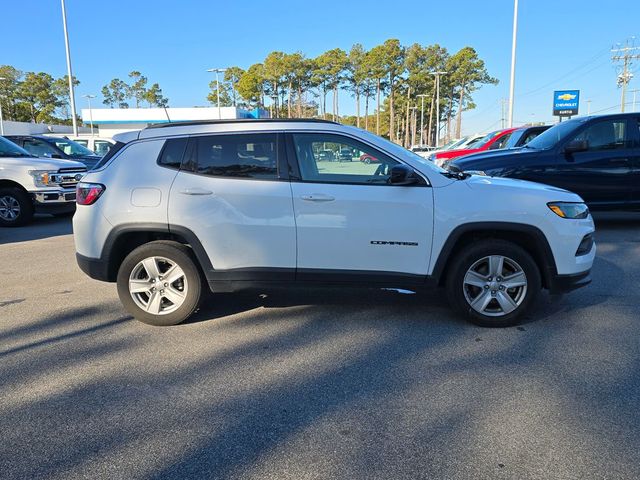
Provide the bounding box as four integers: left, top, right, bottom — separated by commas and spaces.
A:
0, 215, 73, 245
184, 287, 460, 327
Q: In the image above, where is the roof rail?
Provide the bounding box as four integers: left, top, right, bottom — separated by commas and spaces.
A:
145, 118, 340, 130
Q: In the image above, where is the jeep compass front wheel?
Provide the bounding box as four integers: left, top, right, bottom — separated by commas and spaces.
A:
117, 241, 203, 326
446, 239, 541, 327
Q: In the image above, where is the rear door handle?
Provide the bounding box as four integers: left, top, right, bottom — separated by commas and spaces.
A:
179, 188, 213, 196
301, 194, 335, 202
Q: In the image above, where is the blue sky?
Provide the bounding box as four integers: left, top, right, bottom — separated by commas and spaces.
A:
1, 0, 639, 135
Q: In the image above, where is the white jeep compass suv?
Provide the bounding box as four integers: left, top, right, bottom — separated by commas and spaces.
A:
73, 119, 595, 327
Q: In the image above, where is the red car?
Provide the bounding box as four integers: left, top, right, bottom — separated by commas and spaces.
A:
359, 153, 380, 164
432, 128, 518, 165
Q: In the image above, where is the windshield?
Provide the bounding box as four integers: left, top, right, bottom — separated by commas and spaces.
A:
446, 137, 468, 150
44, 137, 96, 157
526, 119, 583, 150
473, 130, 501, 149
0, 136, 33, 157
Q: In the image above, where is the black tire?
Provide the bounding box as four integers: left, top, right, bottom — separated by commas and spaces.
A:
446, 239, 541, 327
364, 158, 371, 164
117, 241, 203, 326
0, 187, 34, 227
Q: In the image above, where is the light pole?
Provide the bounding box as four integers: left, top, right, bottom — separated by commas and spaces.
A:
586, 99, 592, 115
507, 0, 519, 127
430, 71, 447, 148
60, 0, 78, 136
206, 68, 227, 119
417, 94, 428, 145
0, 76, 5, 136
83, 94, 96, 136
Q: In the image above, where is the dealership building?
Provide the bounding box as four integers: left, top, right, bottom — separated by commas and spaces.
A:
80, 106, 269, 138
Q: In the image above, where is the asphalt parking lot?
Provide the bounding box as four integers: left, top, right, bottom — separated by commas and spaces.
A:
0, 214, 639, 480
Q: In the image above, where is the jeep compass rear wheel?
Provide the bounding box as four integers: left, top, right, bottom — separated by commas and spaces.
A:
117, 241, 203, 326
446, 239, 541, 327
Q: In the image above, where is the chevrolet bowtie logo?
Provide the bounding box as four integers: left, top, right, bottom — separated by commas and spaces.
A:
557, 93, 577, 101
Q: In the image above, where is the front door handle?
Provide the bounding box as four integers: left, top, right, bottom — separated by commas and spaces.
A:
179, 188, 213, 196
301, 194, 335, 202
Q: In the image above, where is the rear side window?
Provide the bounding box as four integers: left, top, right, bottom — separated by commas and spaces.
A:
92, 141, 126, 170
187, 133, 278, 179
158, 137, 188, 169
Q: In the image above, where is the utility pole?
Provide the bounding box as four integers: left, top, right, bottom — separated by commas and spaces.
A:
430, 71, 447, 148
507, 0, 519, 127
631, 89, 639, 111
500, 98, 507, 129
586, 99, 592, 115
83, 94, 96, 136
60, 0, 78, 136
417, 94, 428, 145
611, 39, 640, 112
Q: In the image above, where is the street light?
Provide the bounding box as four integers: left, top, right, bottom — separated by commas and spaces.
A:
83, 94, 96, 136
430, 71, 447, 148
60, 0, 78, 136
206, 68, 227, 119
416, 93, 429, 145
0, 76, 5, 136
507, 0, 519, 127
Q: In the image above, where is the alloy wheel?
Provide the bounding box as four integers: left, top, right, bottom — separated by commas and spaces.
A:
128, 256, 188, 315
463, 255, 528, 317
0, 195, 21, 221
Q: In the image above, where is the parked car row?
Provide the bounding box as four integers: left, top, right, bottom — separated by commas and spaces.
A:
450, 113, 640, 211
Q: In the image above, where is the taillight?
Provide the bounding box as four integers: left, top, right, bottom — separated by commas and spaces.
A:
76, 182, 105, 205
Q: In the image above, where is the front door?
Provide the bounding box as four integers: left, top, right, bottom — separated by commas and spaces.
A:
552, 118, 634, 208
287, 132, 433, 281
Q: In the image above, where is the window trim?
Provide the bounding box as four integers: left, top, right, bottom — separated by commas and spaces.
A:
178, 131, 287, 182
284, 131, 429, 187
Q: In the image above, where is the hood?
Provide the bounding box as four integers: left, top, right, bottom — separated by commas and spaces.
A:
0, 156, 86, 171
452, 147, 537, 169
464, 174, 582, 201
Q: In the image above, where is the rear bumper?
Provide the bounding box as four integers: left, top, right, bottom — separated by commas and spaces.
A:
76, 253, 111, 282
548, 269, 591, 294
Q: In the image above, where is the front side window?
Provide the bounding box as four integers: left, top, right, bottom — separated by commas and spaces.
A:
188, 133, 278, 179
571, 120, 627, 151
292, 133, 400, 185
0, 137, 32, 157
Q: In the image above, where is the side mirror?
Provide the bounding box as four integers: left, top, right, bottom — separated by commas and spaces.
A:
564, 139, 588, 154
389, 165, 420, 185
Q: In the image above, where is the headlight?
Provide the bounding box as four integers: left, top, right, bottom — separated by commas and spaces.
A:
29, 170, 52, 187
547, 202, 589, 219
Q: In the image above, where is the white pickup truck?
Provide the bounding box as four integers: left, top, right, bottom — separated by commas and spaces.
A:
0, 136, 86, 226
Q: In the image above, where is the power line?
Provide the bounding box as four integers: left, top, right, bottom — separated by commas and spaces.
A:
519, 47, 610, 98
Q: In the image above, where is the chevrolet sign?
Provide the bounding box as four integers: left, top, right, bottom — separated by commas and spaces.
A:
553, 90, 580, 117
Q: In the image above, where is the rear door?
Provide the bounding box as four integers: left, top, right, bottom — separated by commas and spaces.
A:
287, 132, 433, 281
551, 118, 634, 207
168, 132, 296, 281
